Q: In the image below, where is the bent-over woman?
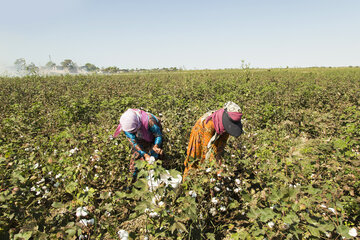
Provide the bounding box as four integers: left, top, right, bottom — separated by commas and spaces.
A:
114, 109, 163, 176
183, 101, 243, 178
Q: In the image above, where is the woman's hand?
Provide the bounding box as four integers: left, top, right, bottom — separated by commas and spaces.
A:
144, 154, 151, 162
152, 145, 163, 155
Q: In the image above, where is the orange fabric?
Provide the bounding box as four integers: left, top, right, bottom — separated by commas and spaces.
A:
183, 115, 229, 178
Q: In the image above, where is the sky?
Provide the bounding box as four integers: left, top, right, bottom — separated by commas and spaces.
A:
1, 0, 359, 70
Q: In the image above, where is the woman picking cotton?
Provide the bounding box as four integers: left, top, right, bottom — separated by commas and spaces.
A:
113, 109, 163, 177
183, 101, 243, 178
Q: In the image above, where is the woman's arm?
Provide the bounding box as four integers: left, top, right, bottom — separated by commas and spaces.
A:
124, 131, 147, 157
148, 115, 163, 147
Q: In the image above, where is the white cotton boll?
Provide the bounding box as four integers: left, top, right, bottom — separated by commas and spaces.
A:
79, 218, 94, 227
36, 191, 41, 196
226, 187, 232, 192
30, 186, 36, 192
109, 135, 114, 140
210, 207, 217, 216
55, 173, 61, 179
76, 207, 89, 217
210, 178, 216, 183
268, 221, 274, 228
214, 186, 221, 192
78, 234, 87, 240
158, 201, 165, 207
349, 227, 357, 237
189, 190, 197, 198
206, 168, 212, 173
211, 197, 218, 205
54, 182, 60, 187
234, 188, 241, 193
34, 163, 39, 169
105, 211, 111, 217
79, 219, 88, 226
148, 156, 155, 164
320, 204, 327, 208
149, 212, 159, 218
36, 178, 45, 184
220, 206, 226, 212
231, 154, 235, 158
328, 208, 336, 214
144, 235, 149, 240
235, 179, 241, 185
325, 232, 331, 238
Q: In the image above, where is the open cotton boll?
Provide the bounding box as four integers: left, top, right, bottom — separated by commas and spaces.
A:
147, 170, 182, 192
188, 190, 197, 198
76, 207, 89, 217
148, 156, 155, 164
118, 229, 129, 240
349, 227, 357, 237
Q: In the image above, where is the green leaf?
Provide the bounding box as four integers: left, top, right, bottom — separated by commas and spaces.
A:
334, 139, 347, 150
115, 191, 127, 199
283, 211, 300, 224
134, 202, 148, 213
206, 233, 216, 240
170, 221, 188, 234
65, 228, 76, 237
337, 225, 351, 238
259, 208, 275, 222
65, 181, 78, 193
308, 226, 320, 237
51, 202, 64, 208
14, 231, 32, 240
228, 200, 240, 209
133, 178, 147, 190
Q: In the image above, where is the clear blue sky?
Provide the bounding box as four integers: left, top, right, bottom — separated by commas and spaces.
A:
1, 0, 359, 69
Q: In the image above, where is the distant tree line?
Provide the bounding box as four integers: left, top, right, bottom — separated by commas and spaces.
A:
13, 58, 181, 75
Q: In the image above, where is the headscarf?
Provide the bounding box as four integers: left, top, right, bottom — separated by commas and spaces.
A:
113, 109, 155, 142
113, 109, 141, 137
205, 102, 242, 135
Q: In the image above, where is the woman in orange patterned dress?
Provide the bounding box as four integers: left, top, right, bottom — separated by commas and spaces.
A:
183, 102, 243, 178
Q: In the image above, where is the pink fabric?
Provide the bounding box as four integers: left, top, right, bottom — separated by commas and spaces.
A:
113, 109, 154, 142
206, 109, 243, 135
228, 112, 243, 122
206, 109, 226, 135
138, 110, 154, 142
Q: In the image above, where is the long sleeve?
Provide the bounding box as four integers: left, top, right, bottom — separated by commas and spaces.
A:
124, 131, 147, 157
148, 115, 162, 147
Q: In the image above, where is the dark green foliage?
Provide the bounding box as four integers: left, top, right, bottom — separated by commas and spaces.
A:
0, 68, 359, 239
